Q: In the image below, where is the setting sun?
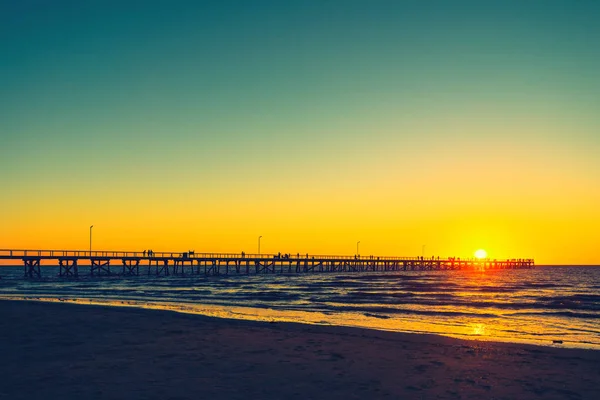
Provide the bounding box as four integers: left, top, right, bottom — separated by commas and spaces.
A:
474, 249, 488, 259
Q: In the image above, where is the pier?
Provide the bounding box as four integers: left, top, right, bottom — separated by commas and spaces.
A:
0, 249, 534, 278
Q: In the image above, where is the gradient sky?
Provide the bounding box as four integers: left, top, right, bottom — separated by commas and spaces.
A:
1, 0, 599, 264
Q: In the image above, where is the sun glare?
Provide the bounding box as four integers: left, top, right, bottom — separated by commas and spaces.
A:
474, 249, 487, 259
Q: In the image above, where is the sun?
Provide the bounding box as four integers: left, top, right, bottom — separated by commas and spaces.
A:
474, 249, 488, 259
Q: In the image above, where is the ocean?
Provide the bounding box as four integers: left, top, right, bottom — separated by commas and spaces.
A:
1, 266, 598, 349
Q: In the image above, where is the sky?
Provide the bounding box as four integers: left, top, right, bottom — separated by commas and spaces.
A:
1, 0, 599, 264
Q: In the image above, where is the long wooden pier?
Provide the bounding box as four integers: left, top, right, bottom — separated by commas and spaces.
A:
0, 249, 534, 278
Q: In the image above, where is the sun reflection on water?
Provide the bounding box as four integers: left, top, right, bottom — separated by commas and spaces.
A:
472, 323, 486, 336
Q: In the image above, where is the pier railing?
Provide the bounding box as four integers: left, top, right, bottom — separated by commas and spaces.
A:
0, 249, 415, 260
0, 248, 532, 262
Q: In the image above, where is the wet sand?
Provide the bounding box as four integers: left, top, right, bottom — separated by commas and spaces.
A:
1, 300, 598, 399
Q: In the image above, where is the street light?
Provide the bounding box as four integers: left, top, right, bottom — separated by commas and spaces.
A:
357, 241, 360, 257
90, 225, 94, 256
258, 235, 262, 256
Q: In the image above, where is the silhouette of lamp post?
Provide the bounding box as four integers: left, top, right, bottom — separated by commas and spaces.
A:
258, 235, 262, 256
90, 225, 94, 257
357, 241, 360, 257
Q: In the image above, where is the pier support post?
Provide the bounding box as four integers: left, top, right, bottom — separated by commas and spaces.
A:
58, 258, 78, 277
173, 259, 193, 275
23, 258, 41, 278
173, 260, 182, 275
155, 260, 169, 276
91, 259, 111, 276
204, 259, 218, 275
122, 259, 140, 276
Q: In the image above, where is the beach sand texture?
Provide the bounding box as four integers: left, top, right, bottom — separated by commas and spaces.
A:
1, 300, 598, 399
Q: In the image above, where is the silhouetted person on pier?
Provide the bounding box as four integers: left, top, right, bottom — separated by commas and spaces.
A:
143, 250, 146, 257
241, 251, 245, 258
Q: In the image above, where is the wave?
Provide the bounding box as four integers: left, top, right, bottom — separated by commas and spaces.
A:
363, 313, 391, 319
516, 311, 600, 320
538, 294, 600, 311
321, 304, 499, 318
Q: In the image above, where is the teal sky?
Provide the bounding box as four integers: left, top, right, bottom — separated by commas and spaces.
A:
3, 0, 599, 174
1, 1, 599, 262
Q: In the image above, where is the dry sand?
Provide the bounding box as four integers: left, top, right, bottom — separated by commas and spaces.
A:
1, 300, 598, 400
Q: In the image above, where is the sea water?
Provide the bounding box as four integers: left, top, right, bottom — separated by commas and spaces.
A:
0, 266, 598, 349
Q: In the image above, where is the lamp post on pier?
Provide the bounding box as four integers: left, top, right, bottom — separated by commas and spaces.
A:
357, 241, 360, 257
90, 225, 94, 257
258, 235, 262, 256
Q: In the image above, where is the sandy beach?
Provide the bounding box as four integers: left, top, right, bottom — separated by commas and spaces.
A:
1, 300, 598, 399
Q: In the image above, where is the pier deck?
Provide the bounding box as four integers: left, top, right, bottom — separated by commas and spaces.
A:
0, 249, 534, 278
